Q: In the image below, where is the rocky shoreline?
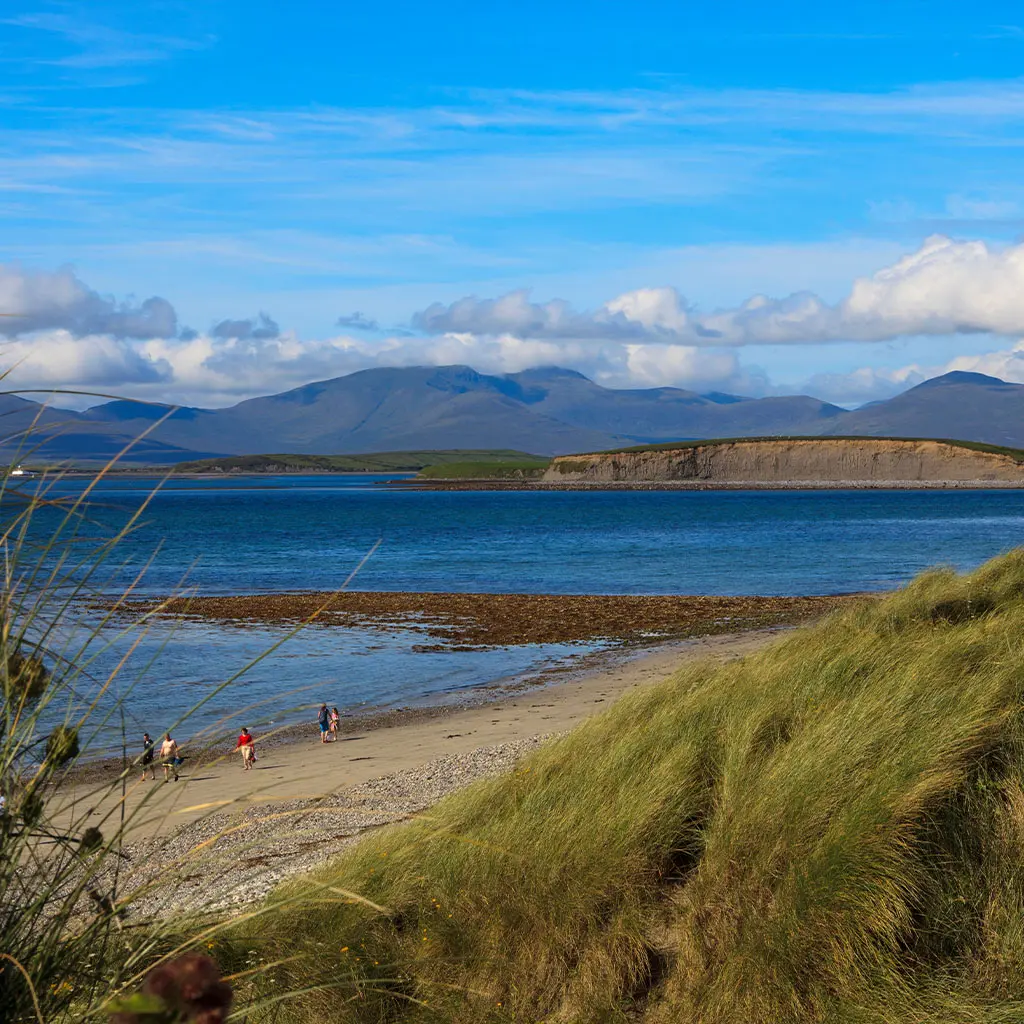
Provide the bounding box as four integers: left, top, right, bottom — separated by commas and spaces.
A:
390, 478, 1024, 491
115, 590, 854, 647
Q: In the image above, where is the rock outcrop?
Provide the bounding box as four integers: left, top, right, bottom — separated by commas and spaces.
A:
543, 438, 1024, 484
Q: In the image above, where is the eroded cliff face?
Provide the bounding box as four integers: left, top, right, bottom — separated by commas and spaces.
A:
544, 439, 1024, 483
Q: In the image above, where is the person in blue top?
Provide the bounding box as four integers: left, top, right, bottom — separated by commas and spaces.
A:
317, 703, 331, 743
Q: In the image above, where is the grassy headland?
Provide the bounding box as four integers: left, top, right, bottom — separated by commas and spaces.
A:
598, 434, 1024, 461
171, 449, 546, 474
223, 550, 1024, 1022
417, 456, 550, 480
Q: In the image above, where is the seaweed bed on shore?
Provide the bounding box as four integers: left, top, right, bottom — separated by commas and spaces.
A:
115, 591, 859, 648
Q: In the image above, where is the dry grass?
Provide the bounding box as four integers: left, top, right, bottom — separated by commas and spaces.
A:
229, 549, 1024, 1023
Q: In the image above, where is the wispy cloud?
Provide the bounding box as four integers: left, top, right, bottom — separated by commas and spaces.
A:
7, 74, 1024, 260
8, 76, 1024, 387
5, 11, 213, 70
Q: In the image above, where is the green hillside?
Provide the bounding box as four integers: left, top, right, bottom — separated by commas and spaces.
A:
229, 549, 1024, 1022
171, 449, 544, 473
417, 456, 551, 479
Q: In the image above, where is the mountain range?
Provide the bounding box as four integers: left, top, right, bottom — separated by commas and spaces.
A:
6, 366, 1024, 463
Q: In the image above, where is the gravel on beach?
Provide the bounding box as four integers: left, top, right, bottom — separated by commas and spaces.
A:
105, 736, 551, 918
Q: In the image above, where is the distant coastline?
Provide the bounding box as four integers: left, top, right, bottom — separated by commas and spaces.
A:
390, 478, 1024, 491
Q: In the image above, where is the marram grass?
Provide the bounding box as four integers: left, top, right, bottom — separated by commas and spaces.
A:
0, 433, 371, 1024
233, 548, 1024, 1023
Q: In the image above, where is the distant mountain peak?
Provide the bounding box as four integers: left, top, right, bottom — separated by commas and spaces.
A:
507, 366, 590, 382
701, 391, 747, 405
84, 399, 201, 422
913, 371, 1015, 390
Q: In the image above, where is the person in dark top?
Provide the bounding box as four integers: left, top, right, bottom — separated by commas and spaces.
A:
317, 704, 330, 743
140, 732, 156, 781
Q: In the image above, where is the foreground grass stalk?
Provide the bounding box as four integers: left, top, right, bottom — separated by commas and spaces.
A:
0, 422, 382, 1023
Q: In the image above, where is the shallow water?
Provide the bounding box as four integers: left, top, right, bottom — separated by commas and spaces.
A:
20, 475, 1024, 750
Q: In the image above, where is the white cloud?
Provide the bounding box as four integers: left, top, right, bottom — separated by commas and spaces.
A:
620, 344, 754, 392
798, 341, 1024, 407
799, 366, 927, 407
10, 239, 1024, 408
412, 236, 1024, 348
945, 341, 1024, 383
0, 329, 171, 389
0, 323, 757, 408
0, 263, 177, 338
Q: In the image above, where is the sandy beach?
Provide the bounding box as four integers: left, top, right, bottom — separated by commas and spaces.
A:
55, 628, 783, 914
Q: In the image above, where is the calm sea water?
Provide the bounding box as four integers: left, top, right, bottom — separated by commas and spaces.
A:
21, 475, 1024, 750
29, 474, 1024, 595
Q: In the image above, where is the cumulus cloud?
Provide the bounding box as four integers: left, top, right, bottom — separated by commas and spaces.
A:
0, 330, 172, 389
941, 342, 1024, 385
12, 238, 1024, 408
798, 341, 1024, 408
412, 236, 1024, 347
800, 366, 927, 407
336, 311, 380, 331
210, 312, 279, 340
413, 289, 671, 341
0, 263, 178, 339
8, 325, 754, 408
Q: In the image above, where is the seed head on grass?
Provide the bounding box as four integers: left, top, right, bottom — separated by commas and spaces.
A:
108, 954, 232, 1024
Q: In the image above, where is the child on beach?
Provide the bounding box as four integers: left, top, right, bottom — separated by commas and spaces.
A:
329, 707, 340, 740
235, 727, 256, 770
160, 733, 180, 782
317, 704, 330, 743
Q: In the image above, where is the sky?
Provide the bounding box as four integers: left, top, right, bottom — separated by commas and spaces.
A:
5, 2, 1024, 407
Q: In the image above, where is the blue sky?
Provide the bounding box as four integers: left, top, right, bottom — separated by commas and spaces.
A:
5, 1, 1024, 406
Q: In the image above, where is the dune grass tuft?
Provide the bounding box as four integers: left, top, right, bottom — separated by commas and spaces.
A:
233, 548, 1024, 1023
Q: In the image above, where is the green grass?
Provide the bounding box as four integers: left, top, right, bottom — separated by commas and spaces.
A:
231, 549, 1024, 1023
172, 450, 546, 474
416, 457, 551, 480
578, 435, 1024, 462
0, 441, 359, 1022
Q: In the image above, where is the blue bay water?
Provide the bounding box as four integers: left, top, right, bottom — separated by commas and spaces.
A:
21, 475, 1024, 750
30, 475, 1024, 596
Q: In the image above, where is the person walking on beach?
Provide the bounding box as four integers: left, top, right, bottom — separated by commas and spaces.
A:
329, 706, 340, 741
236, 727, 256, 770
160, 733, 180, 782
317, 703, 331, 743
140, 732, 156, 781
